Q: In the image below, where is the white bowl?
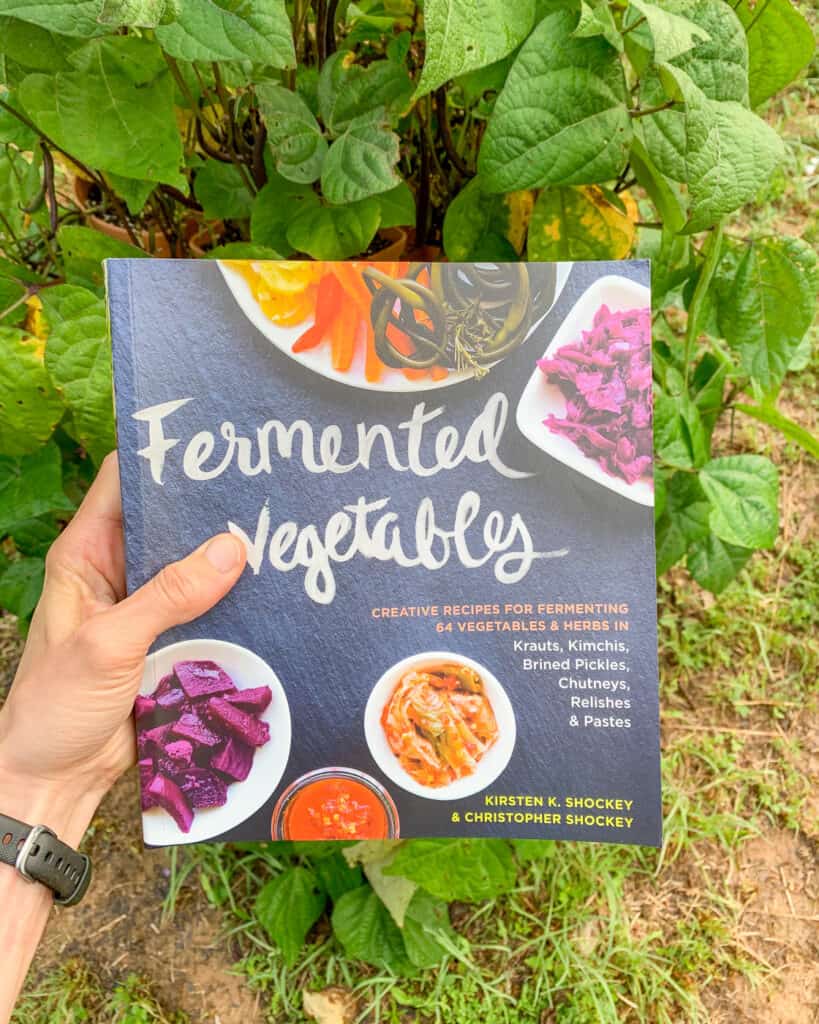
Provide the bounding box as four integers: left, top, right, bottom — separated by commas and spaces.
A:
139, 639, 291, 846
516, 274, 654, 506
219, 261, 571, 393
364, 651, 516, 800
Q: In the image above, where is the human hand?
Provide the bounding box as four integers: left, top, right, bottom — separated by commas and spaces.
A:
0, 453, 247, 842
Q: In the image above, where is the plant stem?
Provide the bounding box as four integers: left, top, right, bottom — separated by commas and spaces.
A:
621, 15, 646, 34
324, 0, 339, 57
415, 110, 430, 246
629, 100, 677, 118
0, 98, 103, 188
434, 88, 469, 177
684, 221, 723, 388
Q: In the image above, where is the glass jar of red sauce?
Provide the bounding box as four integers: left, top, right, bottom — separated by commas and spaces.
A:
272, 768, 399, 841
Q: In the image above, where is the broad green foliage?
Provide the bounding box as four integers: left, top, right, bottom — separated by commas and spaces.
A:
0, 0, 816, 970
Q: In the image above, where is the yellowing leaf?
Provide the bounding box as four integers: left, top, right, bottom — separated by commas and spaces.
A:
505, 189, 535, 255
23, 294, 47, 351
528, 185, 636, 261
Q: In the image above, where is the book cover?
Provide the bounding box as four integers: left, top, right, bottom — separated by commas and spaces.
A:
108, 258, 661, 849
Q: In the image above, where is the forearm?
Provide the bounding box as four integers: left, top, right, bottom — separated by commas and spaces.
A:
0, 765, 101, 1024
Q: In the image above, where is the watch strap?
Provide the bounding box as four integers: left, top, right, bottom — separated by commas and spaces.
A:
0, 812, 91, 906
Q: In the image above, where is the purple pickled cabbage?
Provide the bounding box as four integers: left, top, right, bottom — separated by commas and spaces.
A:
173, 768, 228, 809
171, 712, 222, 748
174, 659, 236, 699
211, 736, 255, 782
134, 695, 157, 720
146, 774, 194, 833
224, 686, 273, 714
206, 697, 270, 748
539, 303, 653, 486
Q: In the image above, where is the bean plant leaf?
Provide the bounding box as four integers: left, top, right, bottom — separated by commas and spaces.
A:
57, 225, 147, 294
0, 555, 44, 618
105, 172, 155, 216
0, 17, 82, 70
655, 508, 686, 573
699, 454, 779, 550
402, 889, 457, 969
735, 0, 814, 108
0, 442, 74, 534
155, 0, 294, 68
735, 403, 819, 462
18, 37, 184, 187
687, 532, 752, 594
713, 236, 818, 395
628, 0, 710, 64
331, 885, 414, 975
573, 0, 622, 52
343, 840, 416, 926
0, 326, 64, 455
385, 839, 516, 902
251, 175, 318, 254
256, 83, 327, 184
376, 181, 415, 228
318, 52, 413, 135
98, 0, 180, 26
528, 185, 635, 260
321, 110, 400, 205
442, 176, 519, 261
0, 1, 108, 37
254, 866, 326, 967
5, 515, 59, 557
286, 198, 380, 260
41, 285, 115, 465
194, 161, 254, 220
313, 851, 364, 903
479, 10, 632, 193
414, 0, 535, 100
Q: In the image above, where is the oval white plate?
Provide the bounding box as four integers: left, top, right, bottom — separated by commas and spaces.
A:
364, 651, 516, 800
515, 275, 654, 506
219, 261, 571, 393
139, 639, 291, 847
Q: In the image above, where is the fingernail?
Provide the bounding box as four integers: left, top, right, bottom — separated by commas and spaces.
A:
205, 534, 243, 573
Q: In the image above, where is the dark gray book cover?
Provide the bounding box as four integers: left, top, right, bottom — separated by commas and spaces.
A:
107, 257, 661, 849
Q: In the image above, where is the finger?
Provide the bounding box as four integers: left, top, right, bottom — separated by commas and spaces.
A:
105, 533, 247, 654
63, 451, 122, 536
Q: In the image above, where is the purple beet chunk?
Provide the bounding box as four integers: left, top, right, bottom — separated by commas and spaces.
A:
146, 774, 194, 833
156, 738, 194, 777
211, 736, 255, 782
173, 660, 236, 699
156, 687, 186, 709
137, 722, 172, 759
173, 768, 228, 809
171, 712, 222, 748
154, 672, 176, 697
224, 686, 272, 714
138, 758, 156, 808
206, 697, 270, 748
134, 695, 157, 720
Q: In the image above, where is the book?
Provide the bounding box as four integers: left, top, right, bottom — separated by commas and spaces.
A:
107, 258, 661, 848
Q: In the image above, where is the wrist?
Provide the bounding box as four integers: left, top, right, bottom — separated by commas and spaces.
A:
0, 755, 102, 849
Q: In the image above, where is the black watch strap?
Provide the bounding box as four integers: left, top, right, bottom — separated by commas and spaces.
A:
0, 812, 91, 906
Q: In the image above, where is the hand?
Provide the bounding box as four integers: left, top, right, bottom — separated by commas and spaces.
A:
0, 453, 247, 841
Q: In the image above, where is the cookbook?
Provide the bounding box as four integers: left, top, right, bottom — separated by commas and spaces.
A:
107, 257, 661, 848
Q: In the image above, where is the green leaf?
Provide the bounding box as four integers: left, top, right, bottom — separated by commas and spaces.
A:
0, 442, 73, 534
667, 471, 710, 543
41, 285, 115, 465
204, 242, 286, 260
735, 403, 819, 462
286, 198, 380, 260
699, 454, 779, 550
57, 225, 147, 293
735, 0, 814, 107
0, 17, 82, 70
385, 839, 516, 902
402, 889, 456, 969
256, 83, 327, 185
331, 885, 413, 974
0, 1, 108, 37
528, 185, 634, 260
18, 37, 184, 186
313, 851, 364, 903
687, 532, 752, 593
654, 389, 707, 469
5, 515, 59, 556
714, 237, 818, 395
573, 0, 622, 52
250, 176, 318, 254
375, 181, 415, 229
414, 0, 535, 99
0, 555, 44, 618
0, 326, 64, 455
478, 10, 632, 192
194, 161, 253, 221
628, 0, 709, 64
343, 840, 416, 927
105, 172, 155, 216
155, 0, 294, 68
98, 0, 180, 26
661, 0, 748, 103
321, 110, 400, 204
443, 176, 518, 261
317, 52, 413, 135
655, 508, 686, 573
254, 867, 326, 967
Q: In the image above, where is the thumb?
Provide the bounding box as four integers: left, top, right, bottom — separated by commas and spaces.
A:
108, 533, 247, 654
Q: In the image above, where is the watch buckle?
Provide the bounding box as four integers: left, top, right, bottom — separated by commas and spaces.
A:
15, 824, 54, 883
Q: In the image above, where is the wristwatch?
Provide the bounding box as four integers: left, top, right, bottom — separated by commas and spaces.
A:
0, 812, 92, 906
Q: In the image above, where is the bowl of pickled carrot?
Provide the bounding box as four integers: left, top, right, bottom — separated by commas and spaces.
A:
271, 768, 399, 841
364, 652, 517, 800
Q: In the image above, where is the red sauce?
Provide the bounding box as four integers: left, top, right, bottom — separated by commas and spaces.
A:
283, 777, 389, 840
